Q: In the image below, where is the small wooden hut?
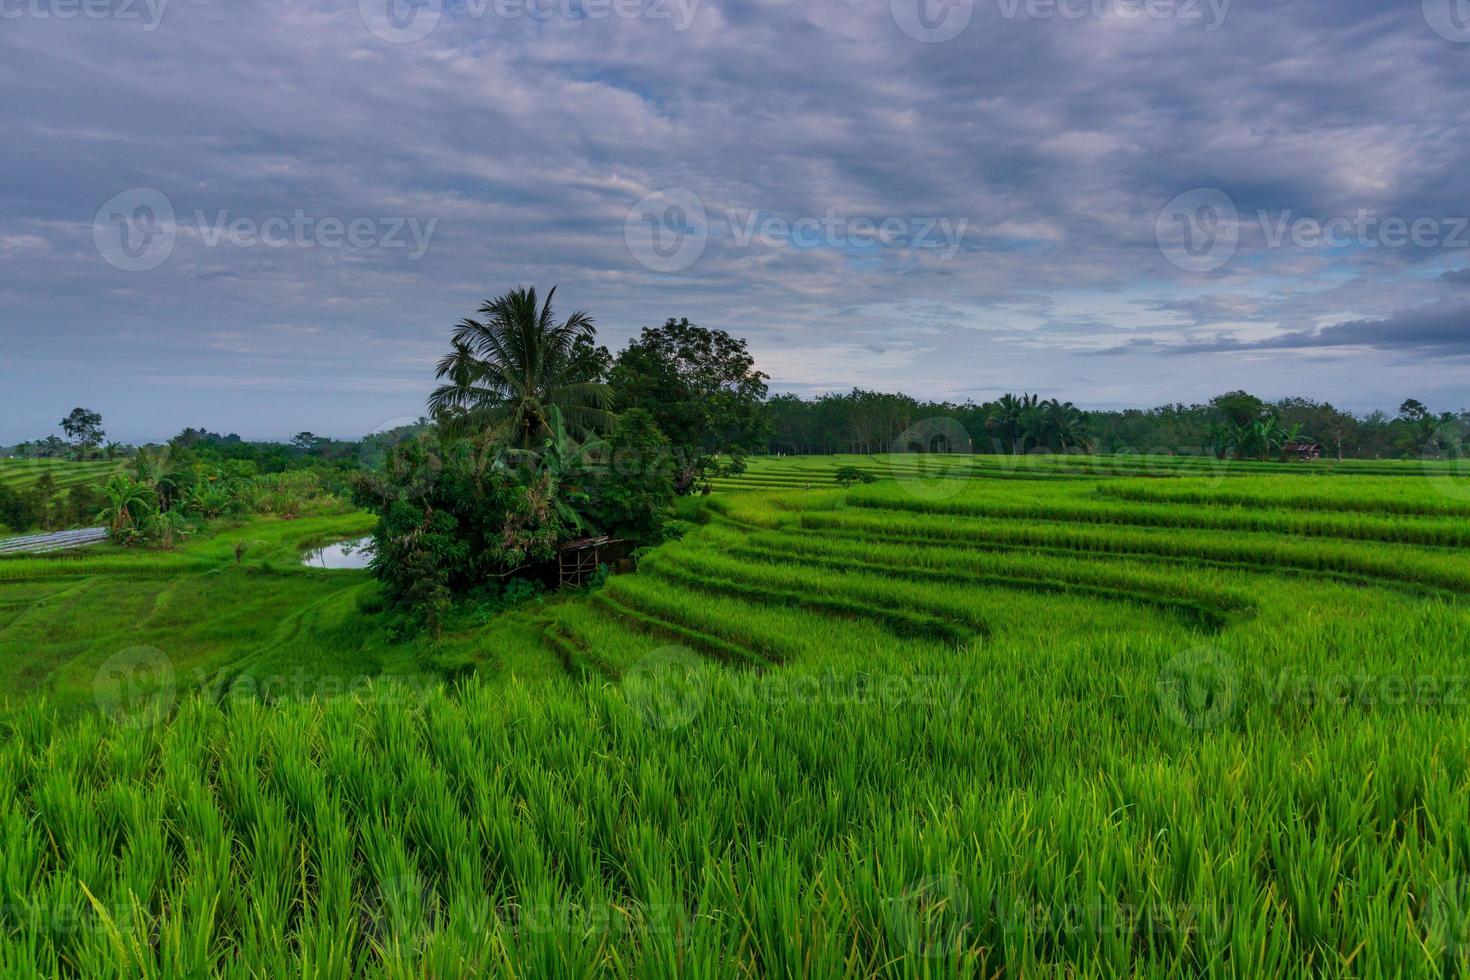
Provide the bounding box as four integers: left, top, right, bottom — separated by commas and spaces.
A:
556, 536, 621, 588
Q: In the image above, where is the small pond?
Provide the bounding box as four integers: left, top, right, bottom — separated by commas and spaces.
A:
302, 536, 375, 570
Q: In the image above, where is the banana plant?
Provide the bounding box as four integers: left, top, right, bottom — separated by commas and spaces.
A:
94, 474, 156, 536
491, 406, 604, 534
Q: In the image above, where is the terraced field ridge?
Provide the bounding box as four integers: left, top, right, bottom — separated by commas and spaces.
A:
0, 458, 122, 493
1, 458, 1469, 976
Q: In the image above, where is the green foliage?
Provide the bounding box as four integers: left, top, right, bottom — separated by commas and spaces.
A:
1207, 415, 1301, 460
7, 459, 1470, 974
500, 576, 543, 606
610, 317, 771, 491
352, 404, 676, 631
588, 408, 675, 542
427, 285, 614, 447
1209, 389, 1268, 428
834, 465, 877, 487
764, 387, 1466, 461
164, 427, 363, 472
0, 461, 121, 534
94, 474, 156, 537
59, 406, 105, 456
139, 508, 191, 549
351, 435, 573, 633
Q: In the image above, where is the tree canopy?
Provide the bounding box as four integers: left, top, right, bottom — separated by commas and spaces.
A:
428, 286, 614, 448
610, 318, 771, 490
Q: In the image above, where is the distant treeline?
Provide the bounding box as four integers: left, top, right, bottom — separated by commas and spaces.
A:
6, 390, 1464, 468
765, 389, 1467, 460
3, 423, 429, 472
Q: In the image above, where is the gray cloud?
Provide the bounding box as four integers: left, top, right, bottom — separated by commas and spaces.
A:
2, 1, 1470, 439
1139, 303, 1470, 355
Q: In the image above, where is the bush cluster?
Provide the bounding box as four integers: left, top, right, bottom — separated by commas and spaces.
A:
352, 410, 675, 634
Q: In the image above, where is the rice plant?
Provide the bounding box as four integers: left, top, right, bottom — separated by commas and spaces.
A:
3, 457, 1470, 976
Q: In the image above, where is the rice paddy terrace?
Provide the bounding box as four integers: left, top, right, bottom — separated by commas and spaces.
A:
0, 458, 121, 495
2, 455, 1469, 976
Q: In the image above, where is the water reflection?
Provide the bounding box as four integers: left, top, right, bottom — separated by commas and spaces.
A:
302, 536, 375, 570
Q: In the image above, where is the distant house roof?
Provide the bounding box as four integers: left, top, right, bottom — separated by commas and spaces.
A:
1283, 441, 1320, 452
557, 535, 616, 553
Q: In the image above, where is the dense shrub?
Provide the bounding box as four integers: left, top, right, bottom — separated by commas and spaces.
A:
351, 436, 576, 633
589, 409, 675, 543
352, 416, 678, 633
834, 465, 876, 487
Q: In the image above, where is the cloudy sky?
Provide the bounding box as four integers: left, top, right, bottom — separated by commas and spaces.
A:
3, 0, 1468, 442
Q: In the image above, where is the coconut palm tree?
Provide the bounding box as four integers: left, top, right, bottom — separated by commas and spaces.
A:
427, 286, 614, 449
987, 393, 1040, 454
1043, 399, 1090, 451
1019, 400, 1050, 454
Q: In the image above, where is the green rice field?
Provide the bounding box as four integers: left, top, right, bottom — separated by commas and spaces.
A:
0, 458, 123, 494
2, 455, 1469, 976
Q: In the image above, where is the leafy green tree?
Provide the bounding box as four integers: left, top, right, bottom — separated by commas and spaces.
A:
1041, 400, 1091, 451
60, 408, 105, 458
28, 472, 59, 531
428, 286, 614, 448
610, 318, 771, 492
0, 483, 41, 533
30, 436, 68, 458
834, 466, 876, 488
62, 484, 106, 528
987, 394, 1038, 454
1210, 391, 1267, 429
291, 432, 326, 453
495, 407, 601, 537
135, 446, 198, 512
1396, 398, 1452, 456
352, 433, 581, 633
1398, 398, 1429, 424
591, 409, 675, 542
